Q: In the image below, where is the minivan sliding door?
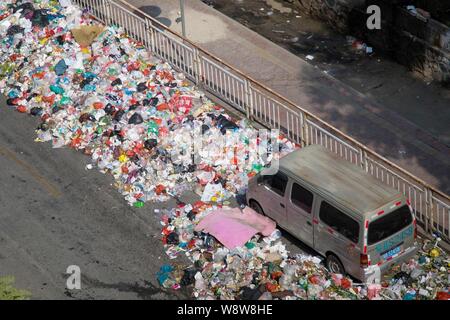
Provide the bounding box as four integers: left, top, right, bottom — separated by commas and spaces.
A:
285, 181, 314, 247
314, 200, 361, 276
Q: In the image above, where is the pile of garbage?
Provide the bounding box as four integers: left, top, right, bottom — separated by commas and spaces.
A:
346, 36, 373, 55
1, 1, 447, 300
0, 0, 296, 206
159, 202, 450, 300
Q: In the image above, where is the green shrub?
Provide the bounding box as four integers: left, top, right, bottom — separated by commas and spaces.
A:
0, 276, 31, 300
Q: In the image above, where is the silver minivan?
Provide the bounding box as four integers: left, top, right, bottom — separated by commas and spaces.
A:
246, 145, 418, 282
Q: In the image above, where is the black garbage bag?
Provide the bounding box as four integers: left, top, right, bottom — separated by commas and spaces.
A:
128, 104, 139, 111
136, 82, 147, 92
128, 112, 143, 124
119, 47, 127, 56
180, 268, 197, 286
111, 78, 122, 86
16, 39, 24, 49
113, 109, 125, 122
144, 139, 158, 150
37, 122, 49, 131
6, 98, 17, 106
56, 35, 65, 45
185, 164, 196, 173
186, 210, 196, 221
240, 286, 263, 300
26, 92, 39, 101
166, 232, 179, 245
12, 2, 34, 16
235, 192, 247, 207
7, 25, 24, 36
30, 107, 43, 116
106, 93, 119, 102
80, 78, 93, 89
79, 113, 95, 123
31, 9, 50, 28
111, 130, 124, 141
149, 97, 159, 107
104, 103, 116, 115
201, 124, 210, 134
217, 115, 238, 132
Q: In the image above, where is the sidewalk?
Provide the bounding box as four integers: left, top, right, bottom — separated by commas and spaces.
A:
130, 0, 450, 194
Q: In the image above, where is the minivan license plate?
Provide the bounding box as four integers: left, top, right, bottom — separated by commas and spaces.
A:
382, 246, 401, 260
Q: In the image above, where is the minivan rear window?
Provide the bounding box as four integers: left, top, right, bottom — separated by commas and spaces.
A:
319, 201, 359, 243
368, 205, 413, 245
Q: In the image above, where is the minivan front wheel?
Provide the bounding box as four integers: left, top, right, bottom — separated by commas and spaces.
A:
326, 254, 345, 275
249, 200, 265, 216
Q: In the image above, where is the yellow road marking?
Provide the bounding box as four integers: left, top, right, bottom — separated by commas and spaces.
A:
0, 145, 62, 198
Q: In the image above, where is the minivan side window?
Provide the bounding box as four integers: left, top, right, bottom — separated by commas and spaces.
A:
291, 183, 313, 213
319, 201, 359, 243
261, 172, 288, 197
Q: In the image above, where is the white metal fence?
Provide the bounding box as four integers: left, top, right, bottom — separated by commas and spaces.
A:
72, 0, 450, 241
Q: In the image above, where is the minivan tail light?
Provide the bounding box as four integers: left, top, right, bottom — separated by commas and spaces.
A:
360, 254, 369, 268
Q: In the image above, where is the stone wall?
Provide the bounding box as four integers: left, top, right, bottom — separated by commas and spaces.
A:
290, 0, 365, 33
289, 0, 450, 84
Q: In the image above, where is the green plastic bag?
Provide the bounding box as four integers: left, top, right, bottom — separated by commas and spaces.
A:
147, 120, 159, 136
50, 84, 64, 95
133, 201, 144, 208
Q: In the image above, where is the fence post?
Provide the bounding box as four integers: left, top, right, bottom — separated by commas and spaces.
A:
193, 48, 202, 86
428, 188, 434, 235
103, 0, 112, 25
244, 80, 252, 120
359, 149, 368, 172
301, 114, 309, 146
145, 19, 156, 56
424, 188, 431, 234
298, 112, 305, 147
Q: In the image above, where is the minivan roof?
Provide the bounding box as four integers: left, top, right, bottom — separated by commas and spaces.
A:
278, 145, 403, 217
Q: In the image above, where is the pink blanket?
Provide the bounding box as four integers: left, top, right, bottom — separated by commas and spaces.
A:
195, 207, 276, 249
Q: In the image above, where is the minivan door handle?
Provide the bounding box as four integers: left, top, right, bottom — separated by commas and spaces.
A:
280, 203, 285, 208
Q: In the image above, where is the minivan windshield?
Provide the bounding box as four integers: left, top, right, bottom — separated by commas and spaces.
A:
368, 205, 412, 245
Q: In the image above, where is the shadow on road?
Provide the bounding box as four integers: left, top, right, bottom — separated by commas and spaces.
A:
138, 5, 172, 28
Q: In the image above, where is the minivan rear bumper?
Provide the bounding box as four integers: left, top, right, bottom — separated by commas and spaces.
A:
359, 243, 418, 283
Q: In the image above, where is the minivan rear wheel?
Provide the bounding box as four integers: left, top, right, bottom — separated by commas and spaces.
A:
249, 200, 265, 216
326, 254, 345, 275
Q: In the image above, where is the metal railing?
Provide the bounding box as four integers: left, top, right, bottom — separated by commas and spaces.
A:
72, 0, 450, 241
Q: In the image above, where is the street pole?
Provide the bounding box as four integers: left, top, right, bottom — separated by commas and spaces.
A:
179, 0, 186, 38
